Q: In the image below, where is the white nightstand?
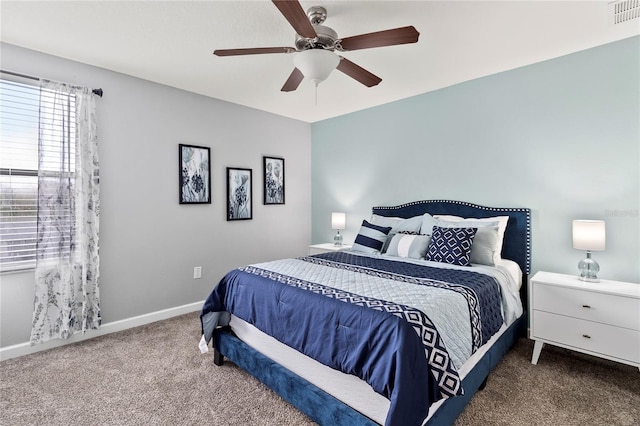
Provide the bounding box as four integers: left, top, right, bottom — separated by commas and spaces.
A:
529, 271, 640, 370
308, 243, 352, 256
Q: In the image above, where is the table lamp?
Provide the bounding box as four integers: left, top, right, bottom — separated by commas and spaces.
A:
332, 212, 346, 246
572, 220, 606, 282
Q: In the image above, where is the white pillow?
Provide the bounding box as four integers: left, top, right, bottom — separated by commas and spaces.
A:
384, 234, 431, 259
434, 215, 509, 263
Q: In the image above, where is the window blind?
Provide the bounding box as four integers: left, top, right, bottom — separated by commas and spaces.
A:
0, 78, 76, 272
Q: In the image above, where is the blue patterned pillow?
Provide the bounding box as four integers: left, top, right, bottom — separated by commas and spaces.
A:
352, 220, 392, 254
425, 226, 478, 266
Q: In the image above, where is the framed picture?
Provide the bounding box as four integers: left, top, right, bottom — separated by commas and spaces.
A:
263, 156, 285, 205
227, 167, 253, 220
179, 144, 211, 204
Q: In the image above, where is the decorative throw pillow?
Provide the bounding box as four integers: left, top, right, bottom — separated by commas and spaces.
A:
435, 215, 509, 262
351, 220, 393, 254
381, 230, 421, 253
385, 234, 431, 259
425, 226, 477, 266
435, 219, 500, 266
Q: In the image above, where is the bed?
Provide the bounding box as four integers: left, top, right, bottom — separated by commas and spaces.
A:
200, 200, 531, 426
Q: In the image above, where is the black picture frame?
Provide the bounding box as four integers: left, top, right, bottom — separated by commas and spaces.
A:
263, 156, 285, 205
227, 167, 253, 220
179, 144, 211, 204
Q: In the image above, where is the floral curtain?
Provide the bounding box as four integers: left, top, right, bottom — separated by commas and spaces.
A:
30, 80, 100, 344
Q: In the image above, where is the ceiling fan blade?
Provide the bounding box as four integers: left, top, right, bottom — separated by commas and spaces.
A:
272, 0, 317, 39
281, 68, 304, 92
336, 57, 382, 87
214, 47, 295, 56
339, 26, 420, 51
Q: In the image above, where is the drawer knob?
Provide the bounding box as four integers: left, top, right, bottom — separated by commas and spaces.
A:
581, 304, 592, 309
582, 334, 591, 339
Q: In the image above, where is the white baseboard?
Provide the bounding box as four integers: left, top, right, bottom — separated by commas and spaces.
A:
0, 301, 204, 361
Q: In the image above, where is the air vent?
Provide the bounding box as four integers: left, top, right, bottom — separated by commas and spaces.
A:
609, 0, 640, 24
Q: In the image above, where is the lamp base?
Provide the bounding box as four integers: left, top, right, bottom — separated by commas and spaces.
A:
333, 231, 343, 246
577, 252, 600, 283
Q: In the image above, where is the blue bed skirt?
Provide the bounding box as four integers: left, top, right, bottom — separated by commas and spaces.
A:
212, 314, 525, 426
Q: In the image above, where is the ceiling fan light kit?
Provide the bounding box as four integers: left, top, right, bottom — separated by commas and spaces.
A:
213, 1, 420, 92
293, 49, 339, 86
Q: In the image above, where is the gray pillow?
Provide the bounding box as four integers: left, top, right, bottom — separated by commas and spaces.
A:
370, 214, 423, 234
419, 213, 447, 235
469, 226, 500, 266
385, 234, 432, 259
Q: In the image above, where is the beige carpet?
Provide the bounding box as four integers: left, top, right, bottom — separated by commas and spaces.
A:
1, 312, 638, 425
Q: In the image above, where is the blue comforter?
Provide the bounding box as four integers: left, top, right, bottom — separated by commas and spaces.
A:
201, 252, 504, 426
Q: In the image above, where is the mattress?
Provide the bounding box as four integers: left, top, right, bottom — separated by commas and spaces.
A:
230, 316, 514, 425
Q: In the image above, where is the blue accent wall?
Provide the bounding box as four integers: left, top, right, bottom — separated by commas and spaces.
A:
311, 36, 639, 283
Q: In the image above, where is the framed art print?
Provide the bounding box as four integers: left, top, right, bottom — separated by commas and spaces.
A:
179, 144, 211, 204
227, 167, 252, 220
263, 156, 285, 205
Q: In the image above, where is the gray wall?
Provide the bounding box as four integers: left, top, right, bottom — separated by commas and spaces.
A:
311, 36, 639, 284
0, 43, 312, 347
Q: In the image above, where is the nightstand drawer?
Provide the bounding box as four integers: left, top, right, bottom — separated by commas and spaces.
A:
532, 311, 640, 363
533, 283, 640, 330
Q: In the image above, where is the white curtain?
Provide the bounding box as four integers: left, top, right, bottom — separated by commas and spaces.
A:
30, 80, 100, 344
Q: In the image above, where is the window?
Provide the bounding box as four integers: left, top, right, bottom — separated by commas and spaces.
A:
0, 78, 76, 272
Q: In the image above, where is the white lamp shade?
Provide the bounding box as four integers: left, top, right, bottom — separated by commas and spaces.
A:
293, 49, 340, 85
331, 212, 346, 230
572, 220, 606, 251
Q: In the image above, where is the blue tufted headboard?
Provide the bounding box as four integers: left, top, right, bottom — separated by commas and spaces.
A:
371, 200, 532, 276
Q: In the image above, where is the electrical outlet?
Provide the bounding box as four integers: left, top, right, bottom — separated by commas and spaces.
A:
193, 266, 202, 279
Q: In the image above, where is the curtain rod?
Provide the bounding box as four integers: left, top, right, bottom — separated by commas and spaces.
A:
1, 69, 103, 97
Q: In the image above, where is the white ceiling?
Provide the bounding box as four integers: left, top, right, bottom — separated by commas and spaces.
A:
1, 1, 638, 123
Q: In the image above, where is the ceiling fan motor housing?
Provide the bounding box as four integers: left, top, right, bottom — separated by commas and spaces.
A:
295, 24, 338, 51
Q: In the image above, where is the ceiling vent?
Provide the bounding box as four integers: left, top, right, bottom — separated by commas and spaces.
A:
609, 0, 640, 24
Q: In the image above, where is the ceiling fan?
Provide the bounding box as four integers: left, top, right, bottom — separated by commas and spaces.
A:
213, 0, 420, 92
